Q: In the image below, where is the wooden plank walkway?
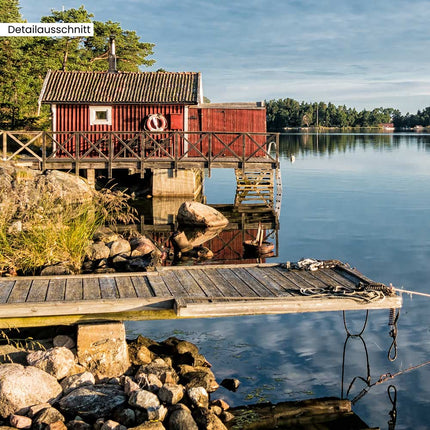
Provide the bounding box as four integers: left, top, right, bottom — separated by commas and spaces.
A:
0, 261, 402, 328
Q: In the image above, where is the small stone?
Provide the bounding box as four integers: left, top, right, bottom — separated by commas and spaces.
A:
111, 408, 135, 428
100, 420, 126, 430
183, 370, 219, 392
47, 421, 67, 430
168, 404, 198, 430
94, 418, 105, 430
194, 408, 228, 430
128, 422, 165, 430
128, 390, 160, 410
135, 359, 178, 385
27, 404, 51, 418
108, 238, 131, 258
220, 411, 235, 423
210, 399, 230, 411
210, 405, 223, 416
187, 386, 209, 408
53, 335, 75, 349
9, 415, 32, 429
220, 378, 240, 392
157, 383, 184, 405
147, 405, 167, 422
32, 407, 65, 430
61, 372, 95, 395
93, 227, 119, 243
66, 420, 92, 430
135, 373, 163, 393
40, 264, 72, 276
122, 376, 140, 394
128, 344, 152, 366
86, 241, 110, 261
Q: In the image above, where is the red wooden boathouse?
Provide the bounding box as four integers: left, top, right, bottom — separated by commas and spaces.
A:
38, 70, 268, 159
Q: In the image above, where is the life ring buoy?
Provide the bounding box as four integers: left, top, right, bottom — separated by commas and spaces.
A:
146, 113, 168, 132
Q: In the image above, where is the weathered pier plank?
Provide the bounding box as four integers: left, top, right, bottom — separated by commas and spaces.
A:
0, 262, 402, 328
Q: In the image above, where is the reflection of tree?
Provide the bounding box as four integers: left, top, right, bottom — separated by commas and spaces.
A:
278, 133, 430, 157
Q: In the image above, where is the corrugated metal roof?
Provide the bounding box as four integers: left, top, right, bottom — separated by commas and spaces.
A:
39, 70, 201, 105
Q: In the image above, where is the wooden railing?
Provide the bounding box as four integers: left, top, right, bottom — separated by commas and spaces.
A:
1, 130, 279, 176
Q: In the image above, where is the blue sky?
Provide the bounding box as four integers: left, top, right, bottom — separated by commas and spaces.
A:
19, 0, 430, 113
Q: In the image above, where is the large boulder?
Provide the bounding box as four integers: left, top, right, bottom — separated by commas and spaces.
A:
0, 163, 94, 214
58, 385, 127, 422
177, 202, 228, 228
0, 364, 62, 418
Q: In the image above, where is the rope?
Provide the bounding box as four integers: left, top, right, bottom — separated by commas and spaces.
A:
391, 287, 430, 299
299, 284, 386, 303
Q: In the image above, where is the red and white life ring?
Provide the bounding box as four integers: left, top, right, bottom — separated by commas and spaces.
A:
145, 113, 168, 132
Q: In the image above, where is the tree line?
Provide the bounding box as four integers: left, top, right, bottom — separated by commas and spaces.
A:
266, 98, 430, 131
0, 1, 155, 128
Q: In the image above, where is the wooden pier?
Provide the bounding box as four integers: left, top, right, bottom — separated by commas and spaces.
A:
1, 130, 279, 177
0, 261, 402, 328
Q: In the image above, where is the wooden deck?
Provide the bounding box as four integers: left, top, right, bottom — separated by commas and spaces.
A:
0, 261, 402, 328
1, 130, 279, 177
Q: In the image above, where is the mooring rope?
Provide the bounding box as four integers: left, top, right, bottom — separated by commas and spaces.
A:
299, 284, 387, 303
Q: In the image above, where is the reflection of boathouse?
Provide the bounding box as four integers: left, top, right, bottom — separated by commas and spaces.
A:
136, 202, 279, 265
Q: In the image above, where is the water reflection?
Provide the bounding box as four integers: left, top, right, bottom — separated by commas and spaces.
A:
280, 132, 430, 157
130, 197, 279, 265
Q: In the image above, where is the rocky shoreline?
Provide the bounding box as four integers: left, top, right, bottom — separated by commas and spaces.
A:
0, 325, 239, 430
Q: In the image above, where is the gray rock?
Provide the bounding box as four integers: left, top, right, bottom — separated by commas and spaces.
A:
129, 237, 156, 257
136, 373, 163, 393
108, 238, 131, 258
53, 335, 75, 350
128, 390, 159, 410
27, 403, 51, 418
168, 404, 198, 430
93, 227, 119, 243
47, 421, 67, 430
60, 372, 95, 395
9, 414, 32, 429
129, 422, 166, 430
26, 347, 75, 380
66, 420, 92, 430
86, 242, 110, 261
220, 378, 240, 392
187, 386, 209, 408
110, 408, 135, 427
58, 384, 127, 422
0, 364, 62, 418
40, 264, 73, 276
122, 376, 140, 394
182, 369, 219, 393
128, 343, 152, 366
177, 202, 228, 228
194, 408, 228, 430
135, 358, 178, 385
157, 383, 184, 405
100, 420, 126, 430
32, 407, 65, 430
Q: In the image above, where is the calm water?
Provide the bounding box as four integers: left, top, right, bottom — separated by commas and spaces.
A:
127, 133, 430, 429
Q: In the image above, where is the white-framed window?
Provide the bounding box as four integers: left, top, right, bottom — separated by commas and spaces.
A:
89, 105, 112, 126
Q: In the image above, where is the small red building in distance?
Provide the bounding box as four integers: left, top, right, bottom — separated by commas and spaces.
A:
38, 70, 266, 136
